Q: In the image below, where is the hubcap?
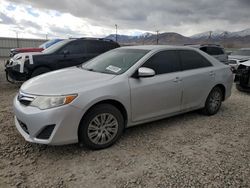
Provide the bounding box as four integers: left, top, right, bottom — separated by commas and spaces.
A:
209, 91, 221, 112
87, 113, 119, 145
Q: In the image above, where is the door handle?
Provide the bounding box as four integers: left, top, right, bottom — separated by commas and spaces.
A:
209, 71, 215, 77
173, 77, 182, 83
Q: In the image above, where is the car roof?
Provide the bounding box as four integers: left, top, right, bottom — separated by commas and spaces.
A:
69, 38, 117, 43
120, 45, 198, 51
185, 44, 222, 48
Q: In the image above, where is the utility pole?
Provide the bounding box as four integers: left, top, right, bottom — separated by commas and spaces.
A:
208, 31, 212, 40
115, 24, 118, 42
45, 33, 48, 40
156, 30, 159, 45
15, 31, 19, 48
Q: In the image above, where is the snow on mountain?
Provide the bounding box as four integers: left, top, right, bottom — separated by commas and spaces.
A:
191, 29, 250, 39
190, 30, 231, 39
138, 32, 154, 38
230, 28, 250, 37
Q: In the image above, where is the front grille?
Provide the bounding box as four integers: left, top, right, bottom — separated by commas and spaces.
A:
18, 119, 29, 134
17, 92, 35, 106
36, 125, 55, 140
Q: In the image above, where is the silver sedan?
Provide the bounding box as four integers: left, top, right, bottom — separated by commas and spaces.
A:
13, 45, 234, 149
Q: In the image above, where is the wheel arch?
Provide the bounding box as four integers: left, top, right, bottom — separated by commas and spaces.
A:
77, 99, 128, 140
29, 65, 52, 77
214, 84, 226, 101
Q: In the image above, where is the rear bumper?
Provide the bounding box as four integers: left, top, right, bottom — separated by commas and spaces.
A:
236, 84, 250, 92
235, 68, 250, 90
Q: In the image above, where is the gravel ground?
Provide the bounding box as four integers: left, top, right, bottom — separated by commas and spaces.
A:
0, 59, 249, 188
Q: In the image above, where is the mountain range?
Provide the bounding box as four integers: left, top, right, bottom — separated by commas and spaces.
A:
105, 29, 250, 48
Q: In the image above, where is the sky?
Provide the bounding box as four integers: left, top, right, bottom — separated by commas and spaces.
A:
0, 0, 250, 39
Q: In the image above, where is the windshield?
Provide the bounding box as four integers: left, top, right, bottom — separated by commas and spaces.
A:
82, 48, 149, 75
39, 39, 62, 49
42, 40, 71, 54
231, 49, 250, 56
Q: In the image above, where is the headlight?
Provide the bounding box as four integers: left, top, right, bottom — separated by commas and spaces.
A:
10, 60, 18, 66
30, 94, 77, 110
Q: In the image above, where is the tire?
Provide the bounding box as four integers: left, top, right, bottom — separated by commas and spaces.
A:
236, 84, 243, 92
78, 104, 124, 150
202, 87, 223, 116
31, 67, 51, 78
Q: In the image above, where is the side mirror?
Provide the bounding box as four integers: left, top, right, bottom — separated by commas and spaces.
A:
138, 67, 155, 77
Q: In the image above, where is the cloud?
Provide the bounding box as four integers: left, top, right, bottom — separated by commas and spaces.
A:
25, 7, 39, 17
8, 0, 250, 32
0, 0, 250, 38
20, 20, 42, 30
0, 12, 16, 25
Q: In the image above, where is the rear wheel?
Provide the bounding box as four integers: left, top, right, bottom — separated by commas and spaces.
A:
202, 87, 223, 116
79, 104, 124, 150
31, 67, 51, 78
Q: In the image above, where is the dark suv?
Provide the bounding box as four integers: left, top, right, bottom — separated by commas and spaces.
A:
5, 38, 120, 82
187, 44, 228, 64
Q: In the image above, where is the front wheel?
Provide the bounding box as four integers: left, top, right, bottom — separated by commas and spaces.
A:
78, 104, 124, 150
202, 87, 223, 116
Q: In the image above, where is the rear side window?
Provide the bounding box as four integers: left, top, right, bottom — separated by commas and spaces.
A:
200, 47, 224, 55
143, 50, 181, 75
179, 50, 212, 70
86, 41, 117, 54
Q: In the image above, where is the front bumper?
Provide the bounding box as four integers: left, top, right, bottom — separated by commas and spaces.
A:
13, 95, 83, 145
5, 62, 28, 83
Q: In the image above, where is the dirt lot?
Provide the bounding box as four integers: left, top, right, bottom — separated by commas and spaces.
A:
0, 59, 249, 188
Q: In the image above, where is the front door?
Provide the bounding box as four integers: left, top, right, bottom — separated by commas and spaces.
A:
129, 50, 183, 122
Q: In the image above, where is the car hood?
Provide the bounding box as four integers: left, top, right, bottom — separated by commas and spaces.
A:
21, 67, 117, 95
12, 52, 43, 60
241, 60, 250, 67
229, 55, 250, 61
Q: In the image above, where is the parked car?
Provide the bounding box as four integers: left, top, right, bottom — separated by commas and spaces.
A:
234, 60, 250, 92
228, 48, 250, 72
5, 38, 120, 83
187, 44, 228, 64
13, 45, 233, 149
9, 39, 63, 57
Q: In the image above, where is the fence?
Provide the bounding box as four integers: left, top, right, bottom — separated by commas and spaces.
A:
0, 37, 47, 57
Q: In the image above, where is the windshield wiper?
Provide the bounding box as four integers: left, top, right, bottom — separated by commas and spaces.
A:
82, 67, 95, 72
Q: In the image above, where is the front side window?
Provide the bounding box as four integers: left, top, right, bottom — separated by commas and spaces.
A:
143, 50, 181, 75
42, 40, 71, 54
179, 50, 212, 70
59, 41, 86, 54
82, 49, 149, 75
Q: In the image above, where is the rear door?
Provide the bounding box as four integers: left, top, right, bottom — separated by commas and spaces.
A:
129, 50, 183, 122
179, 50, 215, 110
